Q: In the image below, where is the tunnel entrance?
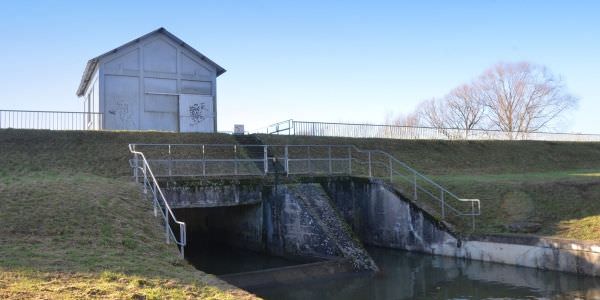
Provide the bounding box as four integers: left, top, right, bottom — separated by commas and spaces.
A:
174, 204, 314, 275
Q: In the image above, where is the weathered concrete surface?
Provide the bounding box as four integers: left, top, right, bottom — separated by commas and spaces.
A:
263, 184, 377, 271
322, 177, 459, 255
287, 184, 377, 271
163, 181, 262, 208
455, 235, 600, 277
172, 181, 378, 272
321, 176, 600, 277
170, 176, 600, 277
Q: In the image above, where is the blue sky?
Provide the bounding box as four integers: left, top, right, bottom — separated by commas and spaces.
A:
0, 1, 598, 132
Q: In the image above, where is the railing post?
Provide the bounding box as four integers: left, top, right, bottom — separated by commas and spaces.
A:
263, 145, 268, 174
440, 188, 445, 219
284, 145, 289, 175
168, 144, 172, 177
165, 213, 170, 244
133, 149, 139, 182
142, 165, 148, 194
234, 145, 238, 175
180, 224, 186, 258
202, 145, 206, 176
368, 152, 372, 178
328, 145, 332, 174
471, 201, 475, 231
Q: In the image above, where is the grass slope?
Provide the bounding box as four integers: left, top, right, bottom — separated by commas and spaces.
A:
260, 134, 600, 240
0, 129, 255, 299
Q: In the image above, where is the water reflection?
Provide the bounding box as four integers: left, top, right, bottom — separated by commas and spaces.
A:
186, 242, 303, 275
253, 246, 600, 300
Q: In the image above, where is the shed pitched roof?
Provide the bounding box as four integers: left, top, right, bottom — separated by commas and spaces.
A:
76, 27, 226, 96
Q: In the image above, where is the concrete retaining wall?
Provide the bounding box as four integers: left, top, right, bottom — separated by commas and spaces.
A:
321, 176, 600, 277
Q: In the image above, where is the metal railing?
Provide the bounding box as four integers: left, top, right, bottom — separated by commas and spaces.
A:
258, 120, 600, 142
128, 144, 186, 256
0, 109, 103, 130
129, 143, 480, 229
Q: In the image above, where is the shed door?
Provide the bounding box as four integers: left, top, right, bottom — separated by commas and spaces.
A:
179, 94, 214, 132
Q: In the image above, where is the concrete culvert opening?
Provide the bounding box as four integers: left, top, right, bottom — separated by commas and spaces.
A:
174, 204, 315, 275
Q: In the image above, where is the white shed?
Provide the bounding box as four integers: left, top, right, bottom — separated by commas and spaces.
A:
76, 28, 225, 132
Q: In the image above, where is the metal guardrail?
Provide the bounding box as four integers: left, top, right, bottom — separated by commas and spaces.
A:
129, 143, 480, 230
258, 119, 600, 142
0, 109, 103, 130
129, 144, 186, 256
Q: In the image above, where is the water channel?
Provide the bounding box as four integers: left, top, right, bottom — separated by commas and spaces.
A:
193, 245, 600, 299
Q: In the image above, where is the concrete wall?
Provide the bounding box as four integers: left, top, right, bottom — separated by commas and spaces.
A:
322, 177, 459, 254
168, 181, 377, 271
321, 177, 600, 277
163, 182, 263, 208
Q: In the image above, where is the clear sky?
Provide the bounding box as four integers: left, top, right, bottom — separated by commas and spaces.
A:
0, 1, 598, 133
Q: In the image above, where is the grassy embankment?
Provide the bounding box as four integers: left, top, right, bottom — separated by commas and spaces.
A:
260, 134, 600, 240
0, 129, 256, 299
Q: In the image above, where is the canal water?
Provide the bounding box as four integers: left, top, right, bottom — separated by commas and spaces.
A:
250, 246, 600, 300
185, 242, 305, 275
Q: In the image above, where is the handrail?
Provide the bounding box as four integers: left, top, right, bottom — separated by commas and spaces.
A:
0, 109, 103, 130
348, 145, 480, 227
261, 119, 600, 142
129, 143, 480, 230
128, 144, 186, 256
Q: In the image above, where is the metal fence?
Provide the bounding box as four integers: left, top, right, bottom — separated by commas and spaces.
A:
129, 143, 480, 229
258, 119, 600, 142
0, 110, 103, 130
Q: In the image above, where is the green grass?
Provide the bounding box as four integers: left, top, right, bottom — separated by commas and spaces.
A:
0, 129, 255, 299
260, 134, 600, 240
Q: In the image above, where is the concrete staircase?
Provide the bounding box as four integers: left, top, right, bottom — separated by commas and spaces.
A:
234, 134, 285, 174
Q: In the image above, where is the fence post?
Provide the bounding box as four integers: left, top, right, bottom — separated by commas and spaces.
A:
284, 145, 289, 175
440, 189, 445, 219
202, 145, 206, 176
368, 152, 372, 178
328, 146, 332, 174
263, 145, 268, 174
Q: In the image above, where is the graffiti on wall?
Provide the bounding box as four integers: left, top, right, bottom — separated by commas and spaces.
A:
188, 103, 208, 125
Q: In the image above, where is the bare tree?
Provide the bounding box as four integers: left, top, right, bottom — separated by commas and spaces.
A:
416, 86, 486, 138
417, 98, 448, 128
445, 84, 486, 137
477, 62, 578, 138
